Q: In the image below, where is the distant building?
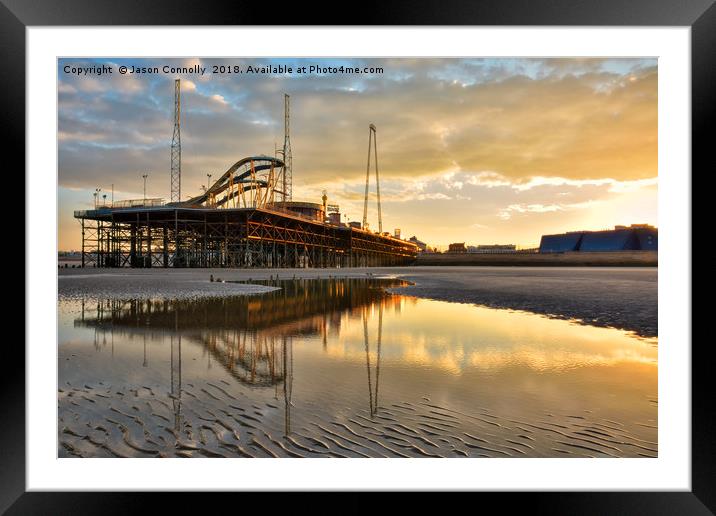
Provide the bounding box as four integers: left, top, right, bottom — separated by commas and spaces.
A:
539, 224, 658, 253
467, 244, 517, 253
408, 236, 428, 252
447, 242, 467, 253
539, 232, 584, 253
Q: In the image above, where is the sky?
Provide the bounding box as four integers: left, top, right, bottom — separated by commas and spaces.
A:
58, 57, 657, 250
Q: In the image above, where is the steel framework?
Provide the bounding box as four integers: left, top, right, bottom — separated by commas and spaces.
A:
77, 83, 415, 269
170, 79, 181, 203
179, 156, 285, 210
282, 93, 292, 202
75, 205, 417, 268
362, 124, 382, 233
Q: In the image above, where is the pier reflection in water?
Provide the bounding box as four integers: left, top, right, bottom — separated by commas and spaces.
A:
59, 278, 657, 458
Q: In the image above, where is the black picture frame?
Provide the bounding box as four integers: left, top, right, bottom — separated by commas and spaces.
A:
5, 0, 706, 512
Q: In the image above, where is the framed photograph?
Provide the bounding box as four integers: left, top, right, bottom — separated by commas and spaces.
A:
8, 0, 706, 511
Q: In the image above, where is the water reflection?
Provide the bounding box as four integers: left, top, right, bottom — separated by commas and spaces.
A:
60, 278, 657, 458
283, 336, 293, 434
71, 279, 401, 437
171, 313, 182, 433
363, 304, 382, 418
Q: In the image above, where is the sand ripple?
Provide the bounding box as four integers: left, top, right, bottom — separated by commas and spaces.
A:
59, 380, 656, 458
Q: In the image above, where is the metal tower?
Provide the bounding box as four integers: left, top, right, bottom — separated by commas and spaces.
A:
362, 124, 382, 233
282, 93, 292, 202
170, 79, 181, 203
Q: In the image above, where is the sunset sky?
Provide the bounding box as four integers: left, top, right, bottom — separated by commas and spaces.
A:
58, 57, 657, 250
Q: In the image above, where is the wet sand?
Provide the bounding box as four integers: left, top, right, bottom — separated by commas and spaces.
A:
59, 266, 657, 337
58, 272, 657, 458
59, 377, 657, 458
58, 271, 279, 300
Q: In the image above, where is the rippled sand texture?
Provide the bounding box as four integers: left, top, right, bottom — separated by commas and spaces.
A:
58, 278, 657, 458
59, 379, 657, 458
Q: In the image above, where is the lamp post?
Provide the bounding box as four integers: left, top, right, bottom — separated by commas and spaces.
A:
94, 188, 101, 208
142, 173, 148, 203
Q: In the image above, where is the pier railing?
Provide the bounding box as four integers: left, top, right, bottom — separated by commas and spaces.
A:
108, 198, 165, 208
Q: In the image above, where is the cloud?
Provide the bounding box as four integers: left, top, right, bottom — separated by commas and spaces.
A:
210, 94, 228, 105
498, 201, 599, 220
465, 171, 513, 188
57, 81, 77, 94
417, 192, 451, 200
58, 58, 657, 190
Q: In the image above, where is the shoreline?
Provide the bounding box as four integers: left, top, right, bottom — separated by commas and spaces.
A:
414, 250, 657, 267
58, 266, 658, 338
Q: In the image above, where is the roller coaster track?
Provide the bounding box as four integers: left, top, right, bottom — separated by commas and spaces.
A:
174, 155, 285, 208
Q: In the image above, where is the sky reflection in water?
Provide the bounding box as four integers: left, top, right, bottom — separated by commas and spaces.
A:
58, 278, 657, 458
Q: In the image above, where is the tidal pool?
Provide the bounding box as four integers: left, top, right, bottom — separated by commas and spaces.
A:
58, 277, 657, 458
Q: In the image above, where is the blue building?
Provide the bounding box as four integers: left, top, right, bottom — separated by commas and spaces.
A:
539, 225, 657, 253
539, 232, 584, 253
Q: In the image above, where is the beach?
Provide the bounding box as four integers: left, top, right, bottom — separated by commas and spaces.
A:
58, 266, 658, 458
